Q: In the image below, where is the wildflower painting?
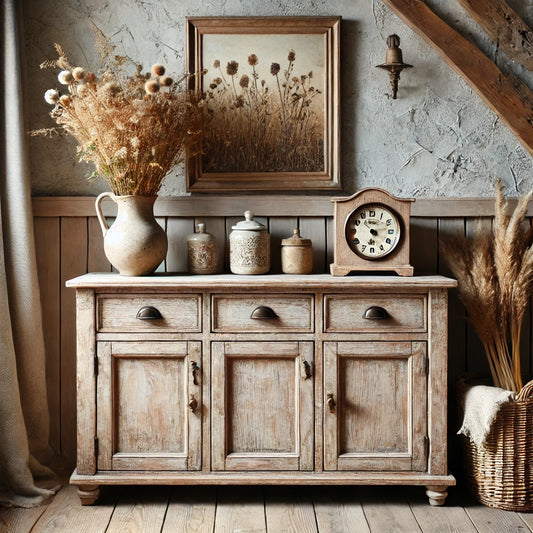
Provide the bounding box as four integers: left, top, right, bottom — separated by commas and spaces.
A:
186, 17, 341, 192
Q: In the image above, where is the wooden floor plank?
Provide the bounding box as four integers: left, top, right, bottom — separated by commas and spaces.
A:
0, 504, 48, 533
360, 486, 422, 533
5, 484, 533, 533
264, 486, 318, 533
214, 486, 266, 533
312, 486, 370, 533
463, 493, 532, 533
162, 486, 216, 533
30, 484, 116, 533
106, 486, 169, 533
519, 513, 533, 530
407, 487, 477, 533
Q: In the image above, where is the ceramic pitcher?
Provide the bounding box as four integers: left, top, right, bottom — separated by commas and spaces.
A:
95, 192, 167, 276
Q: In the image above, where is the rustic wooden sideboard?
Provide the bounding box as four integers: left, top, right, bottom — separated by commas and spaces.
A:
67, 273, 456, 505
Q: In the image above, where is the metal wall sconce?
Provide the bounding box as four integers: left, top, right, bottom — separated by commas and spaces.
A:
376, 34, 412, 99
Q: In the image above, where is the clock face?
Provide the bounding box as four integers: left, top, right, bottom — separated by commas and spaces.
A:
345, 203, 401, 259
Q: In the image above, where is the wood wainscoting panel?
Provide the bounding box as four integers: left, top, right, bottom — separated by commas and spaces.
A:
60, 217, 88, 462
34, 216, 61, 453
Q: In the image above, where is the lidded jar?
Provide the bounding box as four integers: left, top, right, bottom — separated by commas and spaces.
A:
187, 222, 218, 274
281, 228, 313, 274
229, 210, 270, 275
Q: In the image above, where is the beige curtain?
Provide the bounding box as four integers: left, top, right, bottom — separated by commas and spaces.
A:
0, 0, 58, 507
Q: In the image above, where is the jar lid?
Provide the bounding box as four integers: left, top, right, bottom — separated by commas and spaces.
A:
281, 228, 312, 247
231, 210, 267, 231
188, 222, 214, 242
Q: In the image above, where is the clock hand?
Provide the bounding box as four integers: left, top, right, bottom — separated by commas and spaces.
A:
364, 219, 386, 231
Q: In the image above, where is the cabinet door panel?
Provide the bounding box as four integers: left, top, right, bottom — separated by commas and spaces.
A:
212, 341, 314, 471
324, 341, 427, 472
97, 341, 201, 471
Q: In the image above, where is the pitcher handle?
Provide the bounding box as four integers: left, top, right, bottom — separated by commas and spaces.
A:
95, 192, 116, 237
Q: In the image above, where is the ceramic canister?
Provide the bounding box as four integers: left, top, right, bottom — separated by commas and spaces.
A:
281, 228, 313, 274
187, 222, 218, 274
229, 210, 270, 275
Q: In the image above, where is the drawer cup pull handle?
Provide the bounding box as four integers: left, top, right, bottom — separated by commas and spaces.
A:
136, 306, 163, 320
327, 393, 336, 413
362, 306, 389, 320
250, 306, 278, 320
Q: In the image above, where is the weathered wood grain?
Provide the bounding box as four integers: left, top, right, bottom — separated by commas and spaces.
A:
408, 488, 478, 532
312, 486, 371, 533
382, 0, 533, 159
464, 498, 533, 532
87, 217, 110, 273
166, 217, 194, 273
30, 484, 117, 533
324, 294, 426, 333
299, 217, 328, 273
211, 341, 314, 472
360, 486, 423, 532
106, 486, 170, 533
60, 217, 88, 462
264, 486, 318, 533
34, 216, 61, 453
411, 218, 439, 275
214, 486, 266, 533
0, 504, 47, 533
162, 486, 216, 533
464, 218, 492, 375
457, 0, 533, 70
97, 293, 201, 333
212, 293, 314, 332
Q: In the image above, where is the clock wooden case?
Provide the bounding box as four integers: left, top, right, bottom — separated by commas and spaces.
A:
330, 188, 414, 276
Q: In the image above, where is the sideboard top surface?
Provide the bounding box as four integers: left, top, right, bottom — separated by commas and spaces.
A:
66, 273, 457, 290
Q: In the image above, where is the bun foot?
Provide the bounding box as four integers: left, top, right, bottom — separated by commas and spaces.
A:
78, 484, 100, 505
426, 485, 448, 506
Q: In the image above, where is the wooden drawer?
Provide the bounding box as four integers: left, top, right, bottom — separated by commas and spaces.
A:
212, 294, 314, 333
324, 294, 426, 333
97, 294, 201, 333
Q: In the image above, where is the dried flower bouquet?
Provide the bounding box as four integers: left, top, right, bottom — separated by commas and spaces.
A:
36, 44, 202, 196
443, 181, 533, 392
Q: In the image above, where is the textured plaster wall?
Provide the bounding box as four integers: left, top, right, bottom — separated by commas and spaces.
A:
23, 0, 533, 197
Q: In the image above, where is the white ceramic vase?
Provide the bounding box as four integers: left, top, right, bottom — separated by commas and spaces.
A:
95, 192, 167, 276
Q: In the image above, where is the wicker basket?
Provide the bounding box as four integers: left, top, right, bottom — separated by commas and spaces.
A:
458, 376, 533, 511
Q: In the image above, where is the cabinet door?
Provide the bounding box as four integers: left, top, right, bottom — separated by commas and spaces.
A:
324, 341, 427, 472
212, 341, 314, 471
96, 341, 202, 471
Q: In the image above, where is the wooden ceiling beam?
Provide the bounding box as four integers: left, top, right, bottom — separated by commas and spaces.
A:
381, 0, 533, 158
457, 0, 533, 70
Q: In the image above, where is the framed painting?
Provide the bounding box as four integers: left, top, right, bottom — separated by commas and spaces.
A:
186, 16, 341, 192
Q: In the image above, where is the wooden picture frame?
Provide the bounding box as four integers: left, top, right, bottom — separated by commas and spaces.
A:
186, 16, 341, 192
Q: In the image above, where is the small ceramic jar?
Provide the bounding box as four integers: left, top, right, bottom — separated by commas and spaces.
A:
281, 228, 313, 274
187, 222, 218, 274
229, 210, 270, 275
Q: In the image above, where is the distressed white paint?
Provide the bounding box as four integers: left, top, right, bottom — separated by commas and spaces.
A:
23, 0, 533, 197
